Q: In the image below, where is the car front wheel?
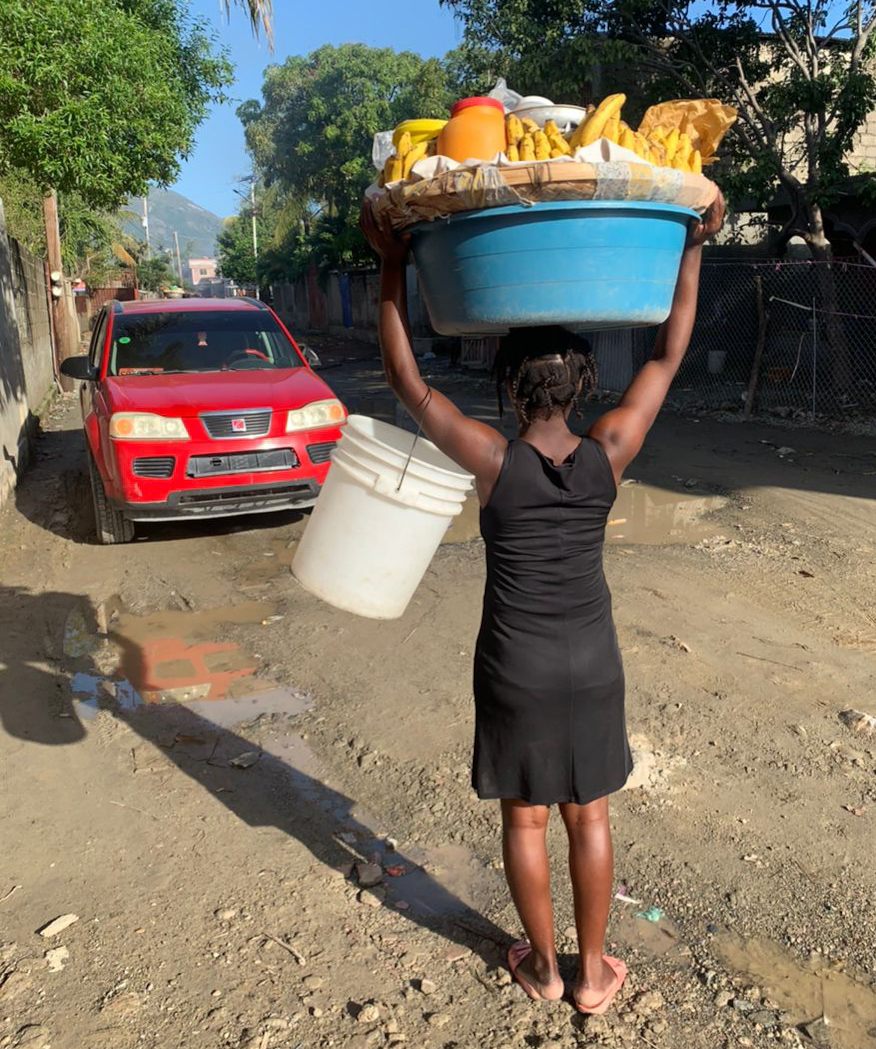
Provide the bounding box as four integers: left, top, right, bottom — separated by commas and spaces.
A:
88, 454, 135, 545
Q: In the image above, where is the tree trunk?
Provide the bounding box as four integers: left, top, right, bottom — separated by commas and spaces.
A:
804, 199, 852, 396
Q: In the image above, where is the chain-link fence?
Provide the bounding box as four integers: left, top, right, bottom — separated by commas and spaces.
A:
591, 259, 876, 420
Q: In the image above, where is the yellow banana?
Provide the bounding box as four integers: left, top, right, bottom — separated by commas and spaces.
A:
521, 117, 540, 135
604, 115, 620, 143
534, 130, 551, 160
396, 132, 412, 159
672, 153, 689, 172
507, 142, 520, 163
550, 147, 566, 158
402, 141, 429, 179
690, 149, 703, 174
544, 119, 560, 138
664, 128, 680, 162
385, 154, 403, 183
648, 124, 667, 143
520, 134, 536, 161
506, 114, 524, 147
548, 131, 572, 156
619, 124, 637, 151
676, 132, 693, 165
573, 93, 626, 148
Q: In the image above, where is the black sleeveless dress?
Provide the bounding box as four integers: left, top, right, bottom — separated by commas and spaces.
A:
472, 437, 633, 805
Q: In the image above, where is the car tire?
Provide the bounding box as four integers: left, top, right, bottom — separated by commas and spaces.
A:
88, 454, 135, 545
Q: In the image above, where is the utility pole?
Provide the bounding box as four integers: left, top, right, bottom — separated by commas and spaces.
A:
173, 230, 184, 286
142, 196, 150, 253
43, 190, 74, 390
249, 178, 259, 299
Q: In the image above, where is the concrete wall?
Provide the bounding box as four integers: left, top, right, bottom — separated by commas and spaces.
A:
0, 198, 56, 506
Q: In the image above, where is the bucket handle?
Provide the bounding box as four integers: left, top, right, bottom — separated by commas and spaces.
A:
333, 450, 441, 513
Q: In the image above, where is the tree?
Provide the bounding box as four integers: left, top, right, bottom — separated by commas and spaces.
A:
138, 255, 176, 293
445, 0, 876, 386
239, 44, 473, 274
0, 0, 232, 210
217, 214, 264, 286
224, 0, 273, 46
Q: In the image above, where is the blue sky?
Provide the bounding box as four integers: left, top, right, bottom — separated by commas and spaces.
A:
171, 0, 463, 218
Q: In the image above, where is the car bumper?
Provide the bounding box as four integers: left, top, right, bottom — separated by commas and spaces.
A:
111, 479, 321, 521
102, 428, 342, 521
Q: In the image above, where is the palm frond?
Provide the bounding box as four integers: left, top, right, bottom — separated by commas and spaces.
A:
223, 0, 274, 49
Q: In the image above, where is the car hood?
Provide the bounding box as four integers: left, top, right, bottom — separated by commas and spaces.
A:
103, 368, 340, 417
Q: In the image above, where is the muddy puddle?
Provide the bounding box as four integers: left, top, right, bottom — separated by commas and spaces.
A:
607, 481, 728, 545
714, 934, 876, 1048
66, 598, 501, 921
443, 481, 728, 548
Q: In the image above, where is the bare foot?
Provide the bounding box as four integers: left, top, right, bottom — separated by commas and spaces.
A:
508, 942, 564, 1001
573, 956, 622, 1011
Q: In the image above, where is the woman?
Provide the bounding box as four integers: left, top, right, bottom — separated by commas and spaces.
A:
360, 191, 725, 1013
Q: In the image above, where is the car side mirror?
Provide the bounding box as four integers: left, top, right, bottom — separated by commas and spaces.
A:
60, 355, 97, 381
301, 344, 322, 369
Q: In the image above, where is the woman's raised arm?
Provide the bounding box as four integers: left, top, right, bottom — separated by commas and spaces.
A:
588, 190, 726, 482
361, 203, 507, 503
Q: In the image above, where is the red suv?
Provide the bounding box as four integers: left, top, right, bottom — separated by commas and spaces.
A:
61, 298, 346, 543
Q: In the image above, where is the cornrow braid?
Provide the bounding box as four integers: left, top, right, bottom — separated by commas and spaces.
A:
493, 326, 598, 425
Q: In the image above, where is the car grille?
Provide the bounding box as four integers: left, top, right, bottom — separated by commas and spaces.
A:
200, 409, 272, 439
187, 449, 299, 478
307, 441, 337, 465
177, 484, 311, 508
132, 456, 175, 479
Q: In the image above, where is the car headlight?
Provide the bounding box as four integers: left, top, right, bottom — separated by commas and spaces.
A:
109, 412, 189, 440
286, 399, 346, 433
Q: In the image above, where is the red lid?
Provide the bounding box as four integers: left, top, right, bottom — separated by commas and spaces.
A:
450, 96, 505, 117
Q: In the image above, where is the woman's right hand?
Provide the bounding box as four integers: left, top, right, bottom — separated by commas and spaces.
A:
687, 188, 726, 248
359, 201, 411, 268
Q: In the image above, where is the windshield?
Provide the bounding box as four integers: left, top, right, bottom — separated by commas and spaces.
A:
107, 310, 303, 376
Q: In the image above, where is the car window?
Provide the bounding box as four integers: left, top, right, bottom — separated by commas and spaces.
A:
107, 310, 303, 377
89, 311, 108, 369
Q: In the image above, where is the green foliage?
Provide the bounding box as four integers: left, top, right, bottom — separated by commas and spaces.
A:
138, 255, 177, 292
240, 43, 474, 275
444, 0, 876, 250
0, 0, 232, 210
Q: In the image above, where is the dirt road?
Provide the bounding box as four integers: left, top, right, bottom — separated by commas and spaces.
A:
2, 342, 876, 1049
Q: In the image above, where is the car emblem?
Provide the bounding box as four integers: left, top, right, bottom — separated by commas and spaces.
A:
231, 418, 247, 432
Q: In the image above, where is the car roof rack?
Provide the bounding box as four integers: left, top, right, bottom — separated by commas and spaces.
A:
240, 296, 268, 309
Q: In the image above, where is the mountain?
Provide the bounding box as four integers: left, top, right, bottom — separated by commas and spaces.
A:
122, 188, 225, 260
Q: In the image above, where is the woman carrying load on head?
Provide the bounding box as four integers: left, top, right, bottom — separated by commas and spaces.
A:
360, 190, 725, 1014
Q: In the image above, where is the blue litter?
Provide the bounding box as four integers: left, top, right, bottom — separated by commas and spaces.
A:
634, 906, 665, 923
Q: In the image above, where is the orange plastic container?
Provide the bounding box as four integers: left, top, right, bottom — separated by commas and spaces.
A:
437, 97, 506, 163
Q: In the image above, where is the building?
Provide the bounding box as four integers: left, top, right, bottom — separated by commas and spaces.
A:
188, 258, 217, 285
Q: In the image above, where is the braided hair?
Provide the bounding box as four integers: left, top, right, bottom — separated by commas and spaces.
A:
493, 326, 598, 425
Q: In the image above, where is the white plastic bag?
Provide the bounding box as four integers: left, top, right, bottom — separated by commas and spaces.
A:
487, 77, 522, 113
372, 130, 395, 172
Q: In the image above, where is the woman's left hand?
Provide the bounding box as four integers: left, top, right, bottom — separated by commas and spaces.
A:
360, 201, 411, 267
687, 188, 726, 248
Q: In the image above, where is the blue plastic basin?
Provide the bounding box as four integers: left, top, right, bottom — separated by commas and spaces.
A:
409, 200, 698, 335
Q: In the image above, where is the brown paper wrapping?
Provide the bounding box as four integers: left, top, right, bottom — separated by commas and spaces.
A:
372, 160, 720, 230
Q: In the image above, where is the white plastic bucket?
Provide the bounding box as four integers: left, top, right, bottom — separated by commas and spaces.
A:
292, 415, 474, 619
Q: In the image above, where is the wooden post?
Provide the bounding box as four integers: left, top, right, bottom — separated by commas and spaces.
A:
173, 230, 183, 286
43, 189, 75, 391
744, 274, 767, 416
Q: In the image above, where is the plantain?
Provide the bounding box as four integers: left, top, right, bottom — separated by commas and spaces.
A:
604, 115, 620, 143
402, 141, 429, 179
520, 133, 536, 161
663, 128, 680, 162
507, 142, 520, 163
550, 147, 566, 158
676, 132, 693, 165
548, 131, 572, 156
619, 124, 637, 152
534, 130, 551, 160
544, 119, 560, 138
572, 93, 626, 148
385, 154, 403, 183
396, 132, 412, 159
689, 149, 703, 175
521, 117, 540, 135
506, 114, 524, 147
647, 124, 667, 143
672, 153, 689, 172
